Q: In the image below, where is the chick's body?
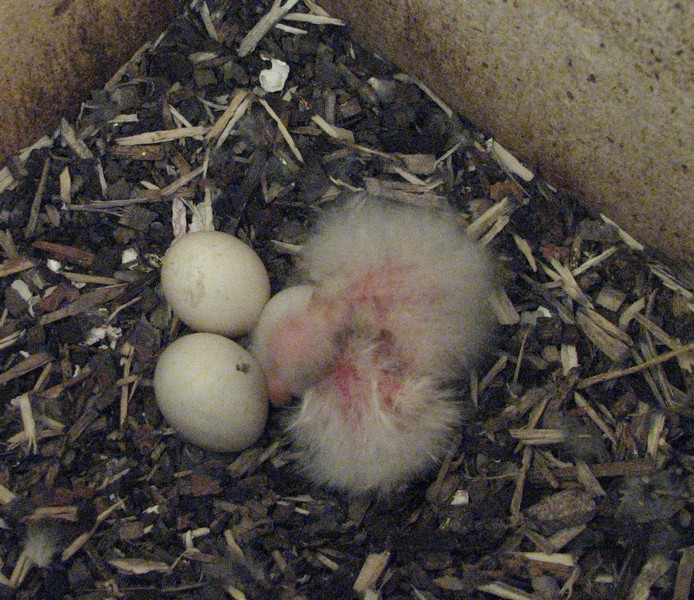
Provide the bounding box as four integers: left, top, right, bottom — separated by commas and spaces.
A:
266, 197, 494, 494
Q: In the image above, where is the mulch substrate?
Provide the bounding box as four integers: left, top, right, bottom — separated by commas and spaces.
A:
0, 1, 693, 598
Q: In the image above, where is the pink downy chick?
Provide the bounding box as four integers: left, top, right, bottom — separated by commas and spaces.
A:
263, 293, 350, 405
266, 196, 495, 494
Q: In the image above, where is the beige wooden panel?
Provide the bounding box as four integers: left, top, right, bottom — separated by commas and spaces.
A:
0, 0, 182, 156
320, 0, 694, 268
0, 0, 691, 266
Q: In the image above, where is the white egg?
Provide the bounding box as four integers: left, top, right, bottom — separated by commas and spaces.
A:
154, 333, 268, 452
251, 285, 314, 376
160, 231, 270, 337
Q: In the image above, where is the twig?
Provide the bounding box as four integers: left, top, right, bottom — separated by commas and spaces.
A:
115, 126, 208, 146
425, 433, 463, 503
63, 166, 205, 210
393, 73, 454, 118
283, 13, 344, 26
577, 340, 694, 389
477, 581, 536, 600
257, 96, 304, 164
510, 446, 533, 525
466, 197, 513, 240
16, 394, 38, 454
198, 1, 219, 41
23, 157, 51, 239
105, 40, 155, 91
0, 352, 52, 386
34, 367, 93, 401
237, 0, 301, 57
0, 257, 36, 278
552, 458, 656, 479
627, 555, 673, 600
205, 89, 251, 147
119, 343, 135, 429
353, 550, 391, 593
573, 392, 617, 446
62, 499, 125, 561
38, 285, 127, 325
0, 229, 18, 258
60, 119, 94, 160
486, 138, 534, 182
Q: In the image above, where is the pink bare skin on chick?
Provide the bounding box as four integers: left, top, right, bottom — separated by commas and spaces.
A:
322, 328, 406, 423
265, 295, 349, 405
265, 196, 495, 495
266, 261, 424, 406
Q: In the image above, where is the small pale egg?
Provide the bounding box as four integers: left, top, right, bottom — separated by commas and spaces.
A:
251, 285, 314, 375
154, 333, 268, 452
160, 231, 270, 337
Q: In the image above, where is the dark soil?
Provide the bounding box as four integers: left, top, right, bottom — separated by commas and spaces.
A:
0, 1, 693, 598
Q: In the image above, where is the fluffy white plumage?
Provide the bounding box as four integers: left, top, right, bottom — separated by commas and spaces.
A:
264, 196, 495, 494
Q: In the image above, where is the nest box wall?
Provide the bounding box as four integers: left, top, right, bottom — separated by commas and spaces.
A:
319, 0, 694, 269
0, 0, 183, 156
0, 0, 691, 268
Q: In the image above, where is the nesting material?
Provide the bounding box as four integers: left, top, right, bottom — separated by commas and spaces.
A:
265, 197, 494, 493
0, 0, 692, 597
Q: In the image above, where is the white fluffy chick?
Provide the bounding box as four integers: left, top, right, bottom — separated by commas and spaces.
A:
265, 196, 495, 494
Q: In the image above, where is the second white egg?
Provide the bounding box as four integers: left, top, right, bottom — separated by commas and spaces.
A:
154, 333, 268, 452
